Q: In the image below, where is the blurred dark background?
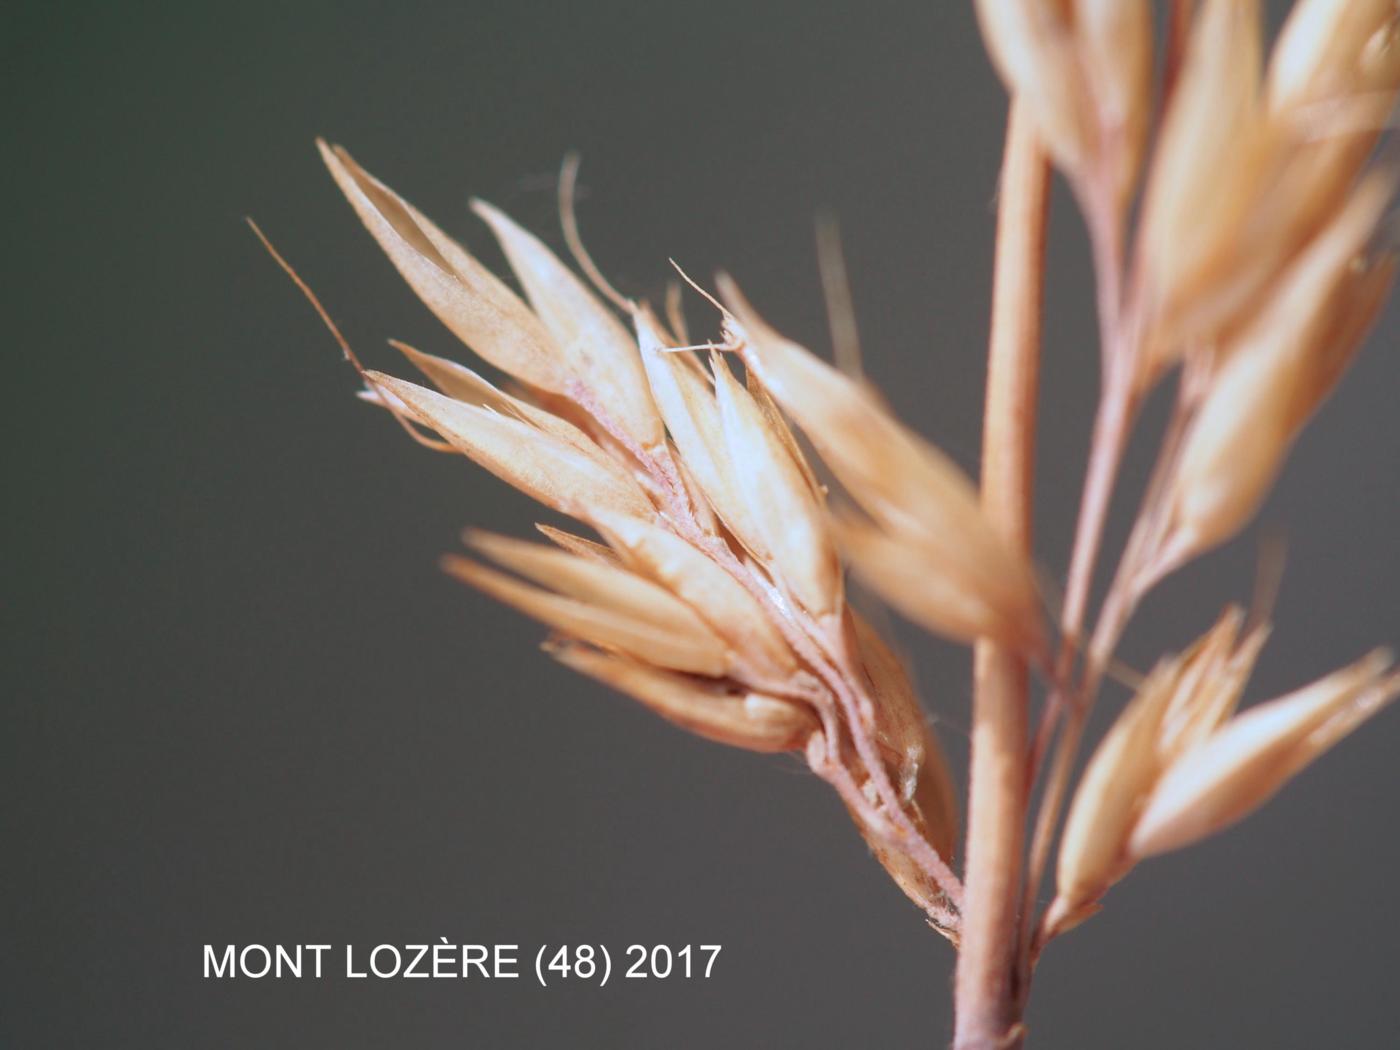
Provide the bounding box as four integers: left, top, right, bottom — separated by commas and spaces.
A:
6, 2, 1399, 1046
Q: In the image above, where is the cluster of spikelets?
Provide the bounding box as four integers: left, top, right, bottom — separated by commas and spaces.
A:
308, 0, 1400, 948
316, 141, 1049, 931
980, 0, 1400, 571
977, 0, 1400, 937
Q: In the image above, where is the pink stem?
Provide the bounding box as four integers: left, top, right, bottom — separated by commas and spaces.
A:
953, 100, 1047, 1050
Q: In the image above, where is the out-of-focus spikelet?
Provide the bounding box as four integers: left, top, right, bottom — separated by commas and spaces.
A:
975, 0, 1091, 177
1138, 0, 1266, 343
719, 275, 1045, 653
1160, 171, 1396, 567
974, 0, 1152, 198
1073, 0, 1153, 201
1269, 0, 1400, 120
1138, 0, 1400, 369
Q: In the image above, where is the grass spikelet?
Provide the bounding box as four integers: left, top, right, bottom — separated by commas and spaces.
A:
1131, 652, 1400, 857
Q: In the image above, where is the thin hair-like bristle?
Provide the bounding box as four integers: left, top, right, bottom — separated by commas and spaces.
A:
815, 212, 864, 382
247, 217, 455, 453
558, 151, 633, 315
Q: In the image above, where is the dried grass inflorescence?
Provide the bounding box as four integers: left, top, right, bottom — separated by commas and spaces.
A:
281, 0, 1400, 1042
313, 140, 1055, 932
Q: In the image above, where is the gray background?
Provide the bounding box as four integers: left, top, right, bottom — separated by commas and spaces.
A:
7, 2, 1399, 1047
